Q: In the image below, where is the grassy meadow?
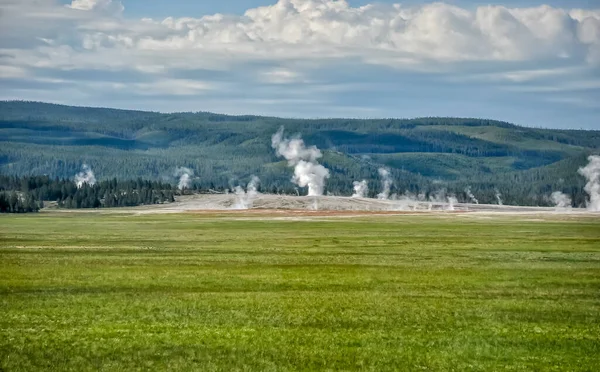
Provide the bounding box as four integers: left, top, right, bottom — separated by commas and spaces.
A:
1, 212, 599, 371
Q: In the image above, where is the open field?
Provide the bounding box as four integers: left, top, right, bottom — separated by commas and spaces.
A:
1, 211, 600, 371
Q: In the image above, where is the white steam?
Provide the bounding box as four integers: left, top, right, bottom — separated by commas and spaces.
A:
390, 191, 425, 211
578, 155, 600, 211
428, 189, 457, 211
495, 190, 503, 206
233, 176, 260, 209
311, 198, 319, 211
429, 189, 446, 204
352, 180, 368, 198
271, 127, 330, 196
447, 196, 458, 211
175, 167, 194, 190
465, 187, 479, 204
75, 164, 96, 188
550, 191, 572, 209
377, 168, 392, 200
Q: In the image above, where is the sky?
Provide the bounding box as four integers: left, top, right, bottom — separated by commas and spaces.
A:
0, 0, 599, 129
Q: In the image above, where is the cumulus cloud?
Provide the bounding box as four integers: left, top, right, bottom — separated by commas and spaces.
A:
3, 1, 599, 67
0, 0, 598, 126
68, 0, 124, 14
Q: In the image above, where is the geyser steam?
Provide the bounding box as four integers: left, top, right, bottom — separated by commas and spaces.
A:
578, 155, 600, 211
377, 168, 392, 200
495, 190, 503, 206
75, 164, 96, 188
233, 176, 260, 209
175, 167, 194, 190
352, 180, 368, 198
271, 127, 330, 196
447, 196, 458, 211
550, 191, 572, 209
465, 187, 479, 204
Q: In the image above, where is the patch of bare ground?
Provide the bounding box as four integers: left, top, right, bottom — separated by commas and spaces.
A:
41, 193, 599, 220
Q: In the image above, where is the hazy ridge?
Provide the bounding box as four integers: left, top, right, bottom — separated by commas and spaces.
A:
1, 101, 598, 206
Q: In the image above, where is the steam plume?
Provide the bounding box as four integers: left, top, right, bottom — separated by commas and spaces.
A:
465, 187, 479, 204
233, 176, 260, 209
427, 189, 458, 211
429, 189, 446, 204
447, 196, 458, 211
352, 180, 368, 198
495, 190, 503, 206
578, 155, 600, 211
389, 191, 429, 211
175, 167, 194, 190
271, 127, 330, 196
75, 164, 96, 188
311, 198, 319, 210
377, 168, 392, 200
550, 191, 572, 209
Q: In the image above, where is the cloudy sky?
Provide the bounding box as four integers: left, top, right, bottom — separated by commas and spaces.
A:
0, 0, 598, 129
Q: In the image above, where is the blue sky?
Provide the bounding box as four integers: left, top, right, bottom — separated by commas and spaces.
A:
112, 1, 598, 18
2, 0, 599, 129
113, 0, 599, 18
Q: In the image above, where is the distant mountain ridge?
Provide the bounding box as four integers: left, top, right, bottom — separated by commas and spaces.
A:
1, 101, 598, 206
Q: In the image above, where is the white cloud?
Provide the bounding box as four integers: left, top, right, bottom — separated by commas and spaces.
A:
499, 67, 578, 83
260, 68, 306, 84
68, 0, 123, 14
2, 0, 599, 69
133, 79, 214, 96
0, 65, 28, 78
0, 0, 598, 127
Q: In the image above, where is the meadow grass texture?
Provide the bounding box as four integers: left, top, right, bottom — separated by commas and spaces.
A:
1, 212, 599, 371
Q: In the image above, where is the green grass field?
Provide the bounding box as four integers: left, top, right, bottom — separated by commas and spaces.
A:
1, 212, 599, 371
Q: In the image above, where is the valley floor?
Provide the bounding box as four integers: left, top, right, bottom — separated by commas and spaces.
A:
45, 193, 600, 216
1, 212, 599, 370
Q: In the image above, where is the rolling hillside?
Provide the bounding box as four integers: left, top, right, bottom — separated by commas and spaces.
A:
0, 101, 598, 206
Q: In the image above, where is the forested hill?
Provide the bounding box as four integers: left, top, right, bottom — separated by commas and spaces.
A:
1, 101, 599, 206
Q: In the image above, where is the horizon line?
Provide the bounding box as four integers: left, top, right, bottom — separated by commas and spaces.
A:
2, 99, 596, 132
